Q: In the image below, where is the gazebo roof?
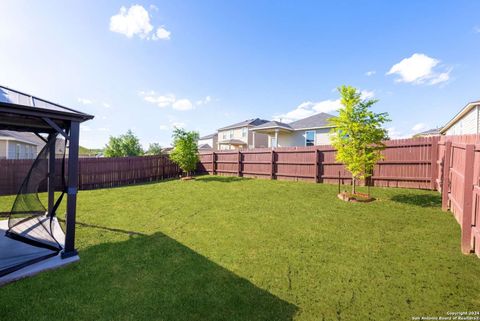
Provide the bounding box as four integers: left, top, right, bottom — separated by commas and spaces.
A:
0, 85, 93, 133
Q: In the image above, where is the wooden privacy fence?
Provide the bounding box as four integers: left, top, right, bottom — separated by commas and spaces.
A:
438, 135, 480, 257
0, 155, 180, 196
198, 136, 440, 190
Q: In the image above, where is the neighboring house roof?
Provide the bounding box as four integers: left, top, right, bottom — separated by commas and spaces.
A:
218, 118, 269, 131
288, 112, 335, 130
440, 100, 480, 134
162, 147, 173, 154
0, 130, 66, 155
253, 120, 293, 131
198, 143, 212, 149
414, 128, 442, 137
218, 139, 247, 145
0, 130, 44, 145
199, 133, 217, 140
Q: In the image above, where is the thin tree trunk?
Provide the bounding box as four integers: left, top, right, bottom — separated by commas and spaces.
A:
352, 175, 356, 194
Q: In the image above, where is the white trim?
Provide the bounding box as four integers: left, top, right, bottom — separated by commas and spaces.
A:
293, 125, 335, 131
441, 101, 480, 134
251, 125, 293, 131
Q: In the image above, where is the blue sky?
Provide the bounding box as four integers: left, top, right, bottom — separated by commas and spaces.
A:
0, 1, 479, 148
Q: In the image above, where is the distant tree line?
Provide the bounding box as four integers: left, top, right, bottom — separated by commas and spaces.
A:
104, 130, 165, 157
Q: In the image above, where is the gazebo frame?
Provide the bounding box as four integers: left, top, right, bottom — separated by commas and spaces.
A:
0, 85, 93, 260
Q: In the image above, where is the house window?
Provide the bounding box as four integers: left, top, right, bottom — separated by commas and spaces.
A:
242, 127, 247, 138
222, 132, 227, 139
305, 131, 315, 146
229, 130, 234, 139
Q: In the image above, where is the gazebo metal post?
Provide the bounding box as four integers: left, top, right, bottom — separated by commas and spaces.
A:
62, 121, 79, 258
47, 133, 56, 216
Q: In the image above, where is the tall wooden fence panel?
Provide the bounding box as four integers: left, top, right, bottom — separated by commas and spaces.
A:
439, 135, 480, 257
199, 136, 439, 189
0, 155, 180, 196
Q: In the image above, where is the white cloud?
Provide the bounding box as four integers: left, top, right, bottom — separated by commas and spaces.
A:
386, 127, 409, 139
474, 26, 480, 33
360, 90, 375, 100
154, 27, 171, 40
365, 70, 376, 76
196, 96, 212, 105
159, 125, 169, 131
172, 99, 193, 111
411, 123, 427, 132
110, 5, 153, 38
80, 125, 92, 132
140, 91, 176, 108
78, 98, 92, 105
274, 99, 341, 123
110, 5, 170, 41
387, 53, 451, 85
98, 127, 110, 132
274, 89, 375, 123
140, 91, 195, 111
102, 102, 111, 108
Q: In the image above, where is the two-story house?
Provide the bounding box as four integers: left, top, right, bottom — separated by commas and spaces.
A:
251, 112, 335, 148
217, 118, 269, 150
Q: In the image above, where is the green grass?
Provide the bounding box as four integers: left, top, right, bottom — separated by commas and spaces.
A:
1, 176, 479, 321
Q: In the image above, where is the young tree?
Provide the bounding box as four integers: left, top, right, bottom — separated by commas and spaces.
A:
104, 136, 124, 157
104, 130, 144, 157
169, 128, 199, 177
329, 85, 390, 194
121, 130, 144, 156
146, 143, 163, 155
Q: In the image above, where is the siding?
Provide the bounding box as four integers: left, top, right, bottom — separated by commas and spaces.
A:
446, 106, 479, 135
0, 141, 6, 159
269, 128, 332, 147
218, 127, 268, 149
315, 128, 331, 145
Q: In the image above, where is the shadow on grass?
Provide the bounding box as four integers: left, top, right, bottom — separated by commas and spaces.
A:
195, 175, 250, 183
390, 193, 441, 208
2, 232, 297, 321
59, 218, 147, 237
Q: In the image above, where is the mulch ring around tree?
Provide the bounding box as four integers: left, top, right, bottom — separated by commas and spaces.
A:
337, 191, 376, 203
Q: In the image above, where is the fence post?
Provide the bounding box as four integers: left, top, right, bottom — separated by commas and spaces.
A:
430, 138, 439, 190
270, 149, 275, 180
315, 149, 320, 183
461, 144, 474, 254
238, 150, 242, 177
442, 141, 452, 211
212, 152, 216, 175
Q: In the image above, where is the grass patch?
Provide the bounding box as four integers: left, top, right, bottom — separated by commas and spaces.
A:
0, 175, 479, 320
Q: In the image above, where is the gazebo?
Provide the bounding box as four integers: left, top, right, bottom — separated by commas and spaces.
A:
0, 85, 93, 285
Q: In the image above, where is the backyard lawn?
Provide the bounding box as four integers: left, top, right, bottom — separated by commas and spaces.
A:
1, 175, 479, 321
